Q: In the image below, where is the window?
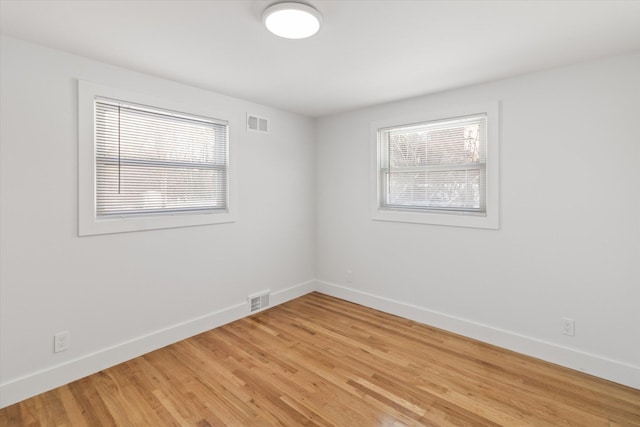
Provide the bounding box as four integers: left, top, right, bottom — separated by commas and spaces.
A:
79, 81, 235, 235
94, 99, 228, 217
379, 114, 486, 212
371, 102, 499, 229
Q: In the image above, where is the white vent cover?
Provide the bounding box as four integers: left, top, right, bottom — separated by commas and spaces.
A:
247, 114, 269, 133
248, 289, 271, 312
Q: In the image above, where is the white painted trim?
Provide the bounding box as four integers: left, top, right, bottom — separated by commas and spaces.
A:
3, 278, 637, 408
316, 280, 640, 390
370, 101, 500, 229
270, 279, 317, 306
0, 280, 316, 408
78, 80, 238, 236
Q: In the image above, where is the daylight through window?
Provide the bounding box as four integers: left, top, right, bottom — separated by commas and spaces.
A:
378, 114, 487, 214
95, 99, 228, 218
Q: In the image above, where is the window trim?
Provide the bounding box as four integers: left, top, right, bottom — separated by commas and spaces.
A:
78, 80, 236, 236
370, 101, 500, 229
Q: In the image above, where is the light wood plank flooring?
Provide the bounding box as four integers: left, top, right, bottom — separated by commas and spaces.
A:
1, 292, 639, 426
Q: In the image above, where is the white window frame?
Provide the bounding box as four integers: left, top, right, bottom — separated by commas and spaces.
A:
371, 101, 500, 229
78, 80, 236, 236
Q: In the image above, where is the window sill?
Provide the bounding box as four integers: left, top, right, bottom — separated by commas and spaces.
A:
372, 207, 498, 229
79, 211, 236, 236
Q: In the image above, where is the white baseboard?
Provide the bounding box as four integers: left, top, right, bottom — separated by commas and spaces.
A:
270, 279, 317, 306
316, 280, 640, 390
3, 278, 637, 408
0, 279, 316, 409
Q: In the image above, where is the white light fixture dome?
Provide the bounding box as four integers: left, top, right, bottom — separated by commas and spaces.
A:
263, 2, 322, 39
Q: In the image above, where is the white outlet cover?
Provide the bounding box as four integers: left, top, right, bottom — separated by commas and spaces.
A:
54, 331, 70, 352
561, 318, 575, 336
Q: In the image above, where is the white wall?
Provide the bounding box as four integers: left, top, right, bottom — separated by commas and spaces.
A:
1, 35, 638, 408
316, 51, 640, 388
0, 36, 316, 407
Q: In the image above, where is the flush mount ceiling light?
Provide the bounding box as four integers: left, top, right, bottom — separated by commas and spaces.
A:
263, 2, 322, 39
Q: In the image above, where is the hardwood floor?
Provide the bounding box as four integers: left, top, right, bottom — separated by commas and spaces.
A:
1, 292, 639, 426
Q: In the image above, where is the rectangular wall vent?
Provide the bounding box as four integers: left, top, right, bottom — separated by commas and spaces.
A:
248, 289, 271, 313
247, 114, 269, 133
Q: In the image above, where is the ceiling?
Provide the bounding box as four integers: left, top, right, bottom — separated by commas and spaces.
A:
1, 0, 640, 117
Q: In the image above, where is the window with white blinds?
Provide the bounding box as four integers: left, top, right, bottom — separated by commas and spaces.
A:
371, 102, 499, 229
78, 81, 235, 236
378, 114, 486, 213
95, 98, 228, 218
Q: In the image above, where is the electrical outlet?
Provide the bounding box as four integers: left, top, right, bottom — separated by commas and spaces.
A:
561, 318, 575, 336
54, 331, 70, 352
346, 269, 353, 283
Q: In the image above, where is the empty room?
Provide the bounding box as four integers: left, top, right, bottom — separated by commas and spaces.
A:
1, 0, 639, 425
